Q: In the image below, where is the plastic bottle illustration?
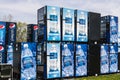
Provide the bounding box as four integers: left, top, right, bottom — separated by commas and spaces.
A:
50, 7, 58, 33
101, 45, 109, 73
21, 44, 36, 80
79, 12, 86, 36
62, 44, 73, 76
65, 10, 72, 35
110, 17, 117, 43
76, 45, 87, 76
7, 45, 13, 64
110, 46, 117, 72
49, 45, 58, 72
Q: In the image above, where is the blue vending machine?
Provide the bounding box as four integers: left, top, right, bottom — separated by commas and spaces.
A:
62, 43, 74, 77
21, 42, 36, 80
109, 44, 118, 73
101, 16, 118, 43
37, 6, 61, 41
100, 44, 109, 74
46, 43, 61, 79
75, 44, 87, 76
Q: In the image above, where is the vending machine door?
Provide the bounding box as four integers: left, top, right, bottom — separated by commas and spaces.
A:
76, 10, 88, 42
62, 43, 74, 77
100, 44, 109, 74
75, 44, 87, 76
46, 43, 61, 79
110, 16, 118, 43
109, 44, 118, 73
47, 6, 61, 41
21, 42, 36, 80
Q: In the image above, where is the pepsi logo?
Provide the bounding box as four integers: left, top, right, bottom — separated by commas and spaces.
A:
0, 25, 5, 29
0, 46, 4, 51
9, 23, 15, 28
34, 26, 38, 30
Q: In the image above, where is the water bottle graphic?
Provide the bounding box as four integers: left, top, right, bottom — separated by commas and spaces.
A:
63, 44, 73, 76
79, 12, 86, 36
49, 45, 58, 72
101, 45, 109, 73
65, 10, 72, 35
110, 17, 117, 43
76, 45, 86, 76
110, 46, 117, 72
21, 44, 35, 80
0, 25, 5, 43
7, 45, 13, 64
49, 7, 58, 33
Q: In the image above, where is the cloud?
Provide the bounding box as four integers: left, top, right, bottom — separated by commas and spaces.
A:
0, 0, 120, 24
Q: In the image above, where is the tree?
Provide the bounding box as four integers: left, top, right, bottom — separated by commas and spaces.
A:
17, 22, 27, 42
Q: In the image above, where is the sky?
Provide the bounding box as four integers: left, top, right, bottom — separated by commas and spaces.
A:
0, 0, 120, 24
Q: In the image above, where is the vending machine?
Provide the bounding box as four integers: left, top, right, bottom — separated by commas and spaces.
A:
62, 43, 74, 78
75, 44, 87, 77
45, 42, 61, 79
37, 6, 61, 41
88, 12, 101, 44
101, 16, 118, 43
0, 21, 6, 45
100, 44, 109, 74
61, 8, 75, 41
75, 10, 88, 42
27, 24, 38, 42
21, 42, 36, 80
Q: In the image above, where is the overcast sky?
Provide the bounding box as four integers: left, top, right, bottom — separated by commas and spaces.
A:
0, 0, 120, 24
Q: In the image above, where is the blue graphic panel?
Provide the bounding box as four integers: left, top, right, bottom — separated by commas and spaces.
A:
21, 42, 36, 80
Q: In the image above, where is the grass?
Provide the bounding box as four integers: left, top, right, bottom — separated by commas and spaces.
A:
74, 73, 120, 80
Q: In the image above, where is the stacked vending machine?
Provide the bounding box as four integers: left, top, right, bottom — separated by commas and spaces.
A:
101, 15, 118, 74
61, 8, 75, 78
74, 10, 88, 77
87, 12, 101, 76
38, 6, 61, 79
0, 21, 17, 79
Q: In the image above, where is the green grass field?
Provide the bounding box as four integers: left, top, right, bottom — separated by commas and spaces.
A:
75, 73, 120, 80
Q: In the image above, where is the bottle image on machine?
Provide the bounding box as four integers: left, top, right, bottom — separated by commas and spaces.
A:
110, 16, 118, 43
110, 45, 118, 73
79, 12, 86, 37
21, 43, 36, 80
65, 10, 72, 35
0, 24, 6, 44
76, 45, 87, 76
48, 44, 59, 78
7, 45, 13, 65
62, 44, 74, 77
100, 45, 109, 74
49, 7, 58, 33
